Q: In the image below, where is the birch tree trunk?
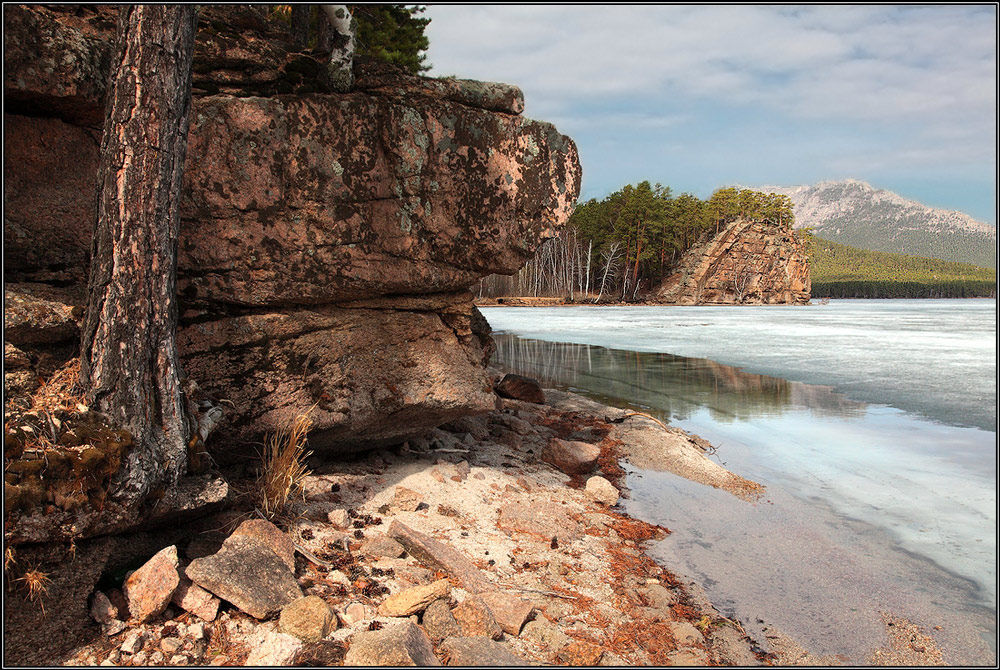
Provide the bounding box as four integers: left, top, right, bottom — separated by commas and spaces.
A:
322, 4, 355, 91
80, 5, 198, 507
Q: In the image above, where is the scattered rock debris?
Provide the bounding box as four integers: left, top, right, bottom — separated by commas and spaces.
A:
51, 378, 867, 666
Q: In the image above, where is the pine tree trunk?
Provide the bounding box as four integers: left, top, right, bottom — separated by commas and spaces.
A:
80, 5, 198, 507
290, 5, 311, 49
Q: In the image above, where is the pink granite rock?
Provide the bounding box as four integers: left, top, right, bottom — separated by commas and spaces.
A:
124, 546, 181, 624
171, 578, 220, 622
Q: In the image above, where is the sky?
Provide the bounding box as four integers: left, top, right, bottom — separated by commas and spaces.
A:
423, 5, 998, 225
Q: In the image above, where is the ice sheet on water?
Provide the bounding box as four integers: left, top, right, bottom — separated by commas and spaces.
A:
483, 299, 997, 431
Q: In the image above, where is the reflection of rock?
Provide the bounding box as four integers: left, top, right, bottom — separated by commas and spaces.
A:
656, 218, 810, 305
492, 335, 866, 423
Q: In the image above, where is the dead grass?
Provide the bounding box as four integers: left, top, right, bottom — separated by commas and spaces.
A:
608, 618, 679, 664
257, 410, 314, 521
15, 565, 52, 614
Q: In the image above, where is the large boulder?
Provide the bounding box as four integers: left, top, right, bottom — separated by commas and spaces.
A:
3, 5, 581, 459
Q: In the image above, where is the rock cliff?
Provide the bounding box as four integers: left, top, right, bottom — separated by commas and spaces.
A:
4, 5, 581, 462
655, 219, 810, 305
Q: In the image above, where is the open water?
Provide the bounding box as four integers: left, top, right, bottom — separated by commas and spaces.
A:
484, 299, 997, 664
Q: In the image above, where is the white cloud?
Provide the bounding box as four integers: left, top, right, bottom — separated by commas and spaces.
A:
424, 4, 997, 134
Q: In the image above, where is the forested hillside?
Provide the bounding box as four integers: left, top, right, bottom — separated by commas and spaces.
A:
478, 184, 795, 301
809, 237, 996, 298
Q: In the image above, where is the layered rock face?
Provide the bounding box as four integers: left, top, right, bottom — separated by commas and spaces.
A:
4, 5, 581, 455
655, 219, 810, 305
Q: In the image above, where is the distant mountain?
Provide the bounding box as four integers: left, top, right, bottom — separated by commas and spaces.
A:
761, 179, 996, 269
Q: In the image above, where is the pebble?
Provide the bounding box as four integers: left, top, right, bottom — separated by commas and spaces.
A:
160, 637, 183, 654
189, 622, 207, 641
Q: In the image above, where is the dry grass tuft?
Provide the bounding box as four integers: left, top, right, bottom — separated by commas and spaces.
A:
257, 410, 314, 520
31, 358, 85, 413
15, 565, 52, 613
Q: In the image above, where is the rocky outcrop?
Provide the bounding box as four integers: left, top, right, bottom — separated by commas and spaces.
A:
655, 218, 810, 305
4, 7, 581, 461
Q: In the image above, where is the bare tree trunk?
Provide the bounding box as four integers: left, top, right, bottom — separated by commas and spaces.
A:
80, 5, 198, 507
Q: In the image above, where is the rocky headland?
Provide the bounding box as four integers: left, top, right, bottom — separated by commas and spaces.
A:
654, 218, 811, 306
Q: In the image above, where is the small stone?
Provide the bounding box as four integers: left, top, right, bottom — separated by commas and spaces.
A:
169, 654, 188, 665
149, 651, 164, 663
472, 472, 486, 480
437, 504, 460, 518
124, 545, 181, 624
377, 579, 450, 618
422, 598, 462, 641
439, 636, 526, 666
90, 591, 118, 625
164, 608, 175, 619
452, 597, 503, 640
542, 438, 600, 475
279, 595, 336, 643
454, 461, 471, 480
327, 508, 351, 529
360, 534, 407, 559
189, 622, 207, 641
343, 620, 439, 666
132, 652, 147, 665
342, 601, 372, 625
584, 476, 619, 506
670, 621, 704, 645
245, 631, 304, 666
391, 486, 423, 512
495, 374, 545, 404
641, 583, 677, 611
160, 637, 183, 655
209, 654, 228, 666
99, 659, 116, 666
120, 630, 145, 655
102, 620, 127, 637
172, 577, 221, 622
479, 592, 534, 636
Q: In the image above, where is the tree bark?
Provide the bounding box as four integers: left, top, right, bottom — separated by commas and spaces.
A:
322, 4, 355, 91
80, 5, 198, 507
290, 5, 310, 49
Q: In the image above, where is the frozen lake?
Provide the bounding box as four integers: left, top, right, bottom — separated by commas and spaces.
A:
485, 299, 997, 664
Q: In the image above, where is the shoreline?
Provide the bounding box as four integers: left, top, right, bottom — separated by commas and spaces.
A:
8, 375, 950, 666
474, 296, 998, 308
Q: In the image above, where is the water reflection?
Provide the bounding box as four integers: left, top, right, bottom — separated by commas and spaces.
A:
492, 333, 867, 423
